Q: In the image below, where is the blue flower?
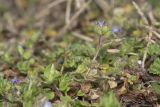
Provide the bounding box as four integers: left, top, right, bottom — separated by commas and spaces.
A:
96, 20, 106, 27
43, 101, 52, 107
112, 26, 121, 33
11, 77, 20, 84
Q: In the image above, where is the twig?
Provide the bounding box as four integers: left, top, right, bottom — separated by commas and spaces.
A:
92, 35, 102, 61
65, 0, 72, 24
147, 8, 160, 26
36, 0, 66, 19
132, 1, 155, 70
93, 0, 110, 15
107, 49, 120, 53
72, 32, 93, 42
142, 30, 152, 69
152, 31, 160, 39
5, 13, 17, 34
57, 0, 91, 40
132, 1, 149, 25
144, 25, 160, 39
52, 84, 63, 97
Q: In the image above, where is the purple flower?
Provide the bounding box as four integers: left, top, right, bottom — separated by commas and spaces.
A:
11, 77, 20, 84
96, 20, 106, 27
43, 101, 52, 107
112, 26, 121, 33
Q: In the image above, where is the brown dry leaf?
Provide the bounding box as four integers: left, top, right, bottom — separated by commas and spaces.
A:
4, 69, 18, 78
117, 85, 127, 96
88, 89, 100, 100
80, 82, 92, 94
108, 80, 117, 89
117, 78, 128, 96
68, 82, 81, 97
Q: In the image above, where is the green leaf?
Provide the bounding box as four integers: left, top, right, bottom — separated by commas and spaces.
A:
18, 45, 24, 56
150, 0, 160, 7
77, 90, 85, 96
149, 58, 160, 75
100, 91, 120, 107
128, 75, 137, 84
43, 64, 60, 84
23, 51, 32, 60
17, 45, 32, 60
148, 43, 160, 56
94, 26, 111, 36
2, 53, 14, 64
59, 75, 70, 93
151, 82, 160, 95
60, 95, 72, 106
76, 64, 87, 73
45, 91, 55, 100
17, 61, 31, 74
23, 80, 39, 107
0, 73, 10, 94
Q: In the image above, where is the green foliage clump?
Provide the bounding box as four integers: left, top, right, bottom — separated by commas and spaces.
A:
0, 73, 11, 95
148, 43, 160, 56
22, 80, 40, 107
64, 43, 95, 68
149, 58, 160, 75
17, 59, 35, 74
43, 64, 60, 84
151, 82, 160, 95
59, 74, 71, 93
120, 38, 143, 56
18, 45, 32, 60
150, 0, 160, 7
100, 91, 120, 107
70, 43, 95, 57
94, 25, 111, 36
1, 53, 14, 64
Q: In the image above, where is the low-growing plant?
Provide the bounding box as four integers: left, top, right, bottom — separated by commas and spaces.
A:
149, 58, 160, 75
100, 91, 120, 107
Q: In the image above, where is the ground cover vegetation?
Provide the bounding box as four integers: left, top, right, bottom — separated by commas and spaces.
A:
0, 0, 160, 107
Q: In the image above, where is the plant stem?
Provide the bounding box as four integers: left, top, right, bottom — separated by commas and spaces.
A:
92, 35, 102, 61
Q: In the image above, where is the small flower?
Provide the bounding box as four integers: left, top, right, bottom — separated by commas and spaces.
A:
137, 60, 142, 65
96, 20, 106, 27
43, 101, 52, 107
112, 26, 121, 33
11, 77, 20, 84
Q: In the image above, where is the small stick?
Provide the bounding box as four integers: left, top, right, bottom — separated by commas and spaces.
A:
145, 26, 160, 39
132, 1, 153, 70
57, 0, 91, 40
93, 0, 110, 15
92, 35, 102, 61
65, 0, 72, 24
152, 31, 160, 39
72, 32, 93, 42
132, 1, 149, 25
36, 0, 66, 19
142, 30, 152, 69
